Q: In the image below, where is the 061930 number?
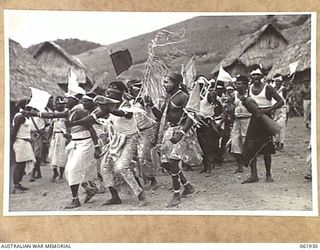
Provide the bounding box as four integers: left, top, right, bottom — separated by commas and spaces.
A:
300, 244, 319, 248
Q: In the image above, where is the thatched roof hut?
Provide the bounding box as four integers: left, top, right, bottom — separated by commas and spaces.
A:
9, 39, 64, 102
268, 18, 311, 80
211, 23, 288, 77
33, 41, 94, 92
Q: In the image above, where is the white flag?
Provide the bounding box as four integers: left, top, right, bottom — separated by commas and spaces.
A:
67, 68, 86, 95
183, 56, 197, 91
259, 62, 263, 69
217, 66, 233, 82
68, 68, 78, 89
289, 61, 299, 76
26, 87, 51, 112
185, 81, 201, 113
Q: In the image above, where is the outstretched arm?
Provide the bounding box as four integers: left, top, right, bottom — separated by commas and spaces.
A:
23, 110, 67, 119
67, 110, 109, 127
111, 110, 133, 118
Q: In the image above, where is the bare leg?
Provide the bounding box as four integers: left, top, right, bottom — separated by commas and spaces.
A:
13, 162, 29, 192
64, 184, 81, 209
264, 154, 274, 182
242, 158, 259, 184
199, 156, 208, 173
233, 154, 244, 173
81, 180, 98, 203
59, 167, 65, 179
163, 160, 181, 207
51, 167, 59, 182
102, 186, 121, 206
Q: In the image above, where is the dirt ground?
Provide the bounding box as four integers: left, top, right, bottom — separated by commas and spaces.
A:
8, 116, 313, 213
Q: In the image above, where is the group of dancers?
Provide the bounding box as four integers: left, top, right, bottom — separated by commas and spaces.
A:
11, 64, 294, 209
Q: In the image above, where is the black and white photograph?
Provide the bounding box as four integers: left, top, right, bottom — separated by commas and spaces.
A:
4, 10, 317, 215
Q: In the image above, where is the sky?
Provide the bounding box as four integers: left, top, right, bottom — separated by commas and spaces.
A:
4, 10, 199, 48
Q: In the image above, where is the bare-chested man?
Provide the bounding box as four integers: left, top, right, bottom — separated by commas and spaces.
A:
146, 72, 202, 207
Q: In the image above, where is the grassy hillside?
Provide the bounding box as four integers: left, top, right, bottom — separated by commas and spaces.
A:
27, 38, 102, 56
76, 14, 309, 88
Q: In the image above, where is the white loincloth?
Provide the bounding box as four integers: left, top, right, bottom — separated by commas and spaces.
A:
65, 136, 97, 186
49, 132, 67, 168
13, 138, 36, 163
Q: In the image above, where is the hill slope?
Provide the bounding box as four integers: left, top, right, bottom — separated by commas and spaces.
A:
77, 14, 309, 86
77, 15, 268, 83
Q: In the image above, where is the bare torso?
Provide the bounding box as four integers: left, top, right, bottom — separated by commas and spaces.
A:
166, 90, 188, 125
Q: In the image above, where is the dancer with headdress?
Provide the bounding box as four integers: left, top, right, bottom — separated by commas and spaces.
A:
146, 72, 202, 207
127, 79, 159, 190
66, 81, 149, 207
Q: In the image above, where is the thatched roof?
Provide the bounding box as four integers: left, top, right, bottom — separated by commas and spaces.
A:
267, 43, 311, 78
281, 16, 311, 44
9, 39, 64, 102
34, 41, 94, 84
211, 23, 288, 74
268, 18, 311, 77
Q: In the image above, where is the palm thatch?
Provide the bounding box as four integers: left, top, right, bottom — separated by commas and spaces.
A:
267, 43, 310, 77
281, 16, 311, 44
268, 18, 311, 77
9, 39, 64, 102
33, 41, 94, 89
211, 23, 288, 74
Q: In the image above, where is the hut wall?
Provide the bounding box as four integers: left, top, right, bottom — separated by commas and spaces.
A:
35, 47, 87, 84
240, 29, 287, 69
293, 69, 311, 88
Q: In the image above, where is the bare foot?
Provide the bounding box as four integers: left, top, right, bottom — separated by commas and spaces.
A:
181, 184, 195, 198
241, 177, 259, 184
102, 198, 121, 206
233, 168, 244, 174
166, 194, 181, 207
266, 176, 274, 183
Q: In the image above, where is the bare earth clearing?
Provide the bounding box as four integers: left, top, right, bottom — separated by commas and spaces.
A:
8, 117, 313, 213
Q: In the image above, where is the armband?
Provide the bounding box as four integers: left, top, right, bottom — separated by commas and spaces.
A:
91, 113, 98, 121
178, 130, 186, 135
